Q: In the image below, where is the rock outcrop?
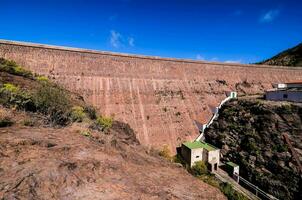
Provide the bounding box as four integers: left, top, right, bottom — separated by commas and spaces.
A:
206, 98, 302, 200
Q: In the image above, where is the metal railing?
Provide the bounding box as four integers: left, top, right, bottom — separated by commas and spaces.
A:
233, 174, 278, 200
213, 171, 259, 200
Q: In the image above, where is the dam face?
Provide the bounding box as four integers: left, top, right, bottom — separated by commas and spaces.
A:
1, 40, 302, 150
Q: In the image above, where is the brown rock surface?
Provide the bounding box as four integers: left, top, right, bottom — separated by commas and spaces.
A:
0, 125, 226, 200
1, 40, 302, 151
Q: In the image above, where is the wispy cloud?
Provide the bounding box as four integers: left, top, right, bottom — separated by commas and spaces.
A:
109, 30, 135, 48
196, 55, 219, 61
196, 54, 205, 60
110, 30, 122, 48
128, 37, 135, 47
224, 60, 242, 64
196, 55, 242, 63
260, 9, 280, 23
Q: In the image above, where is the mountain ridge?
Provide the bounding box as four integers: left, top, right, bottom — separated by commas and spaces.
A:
258, 43, 302, 67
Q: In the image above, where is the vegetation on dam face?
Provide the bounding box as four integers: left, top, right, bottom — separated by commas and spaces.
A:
0, 58, 226, 199
205, 98, 302, 200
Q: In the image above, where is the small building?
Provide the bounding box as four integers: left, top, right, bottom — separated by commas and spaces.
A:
226, 91, 237, 99
180, 141, 220, 172
225, 161, 240, 183
265, 81, 302, 103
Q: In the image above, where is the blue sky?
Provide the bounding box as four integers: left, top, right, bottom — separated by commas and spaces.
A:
1, 0, 301, 63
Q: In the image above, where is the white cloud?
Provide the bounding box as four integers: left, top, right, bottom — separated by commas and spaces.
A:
195, 55, 242, 63
128, 37, 135, 47
196, 54, 205, 60
224, 60, 242, 64
110, 30, 122, 48
260, 9, 280, 23
109, 30, 135, 48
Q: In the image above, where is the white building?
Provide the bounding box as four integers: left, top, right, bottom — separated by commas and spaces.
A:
265, 81, 302, 103
180, 141, 220, 171
226, 162, 240, 183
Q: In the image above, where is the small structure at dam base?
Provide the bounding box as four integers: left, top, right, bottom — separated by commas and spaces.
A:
225, 161, 240, 183
180, 141, 220, 172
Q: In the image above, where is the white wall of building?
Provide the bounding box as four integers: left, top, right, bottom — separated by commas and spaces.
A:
208, 149, 220, 166
190, 148, 204, 167
181, 145, 220, 168
233, 166, 239, 175
189, 148, 220, 167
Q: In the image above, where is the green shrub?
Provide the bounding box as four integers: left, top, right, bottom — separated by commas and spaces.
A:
191, 161, 208, 176
241, 137, 259, 153
96, 116, 113, 131
70, 106, 86, 122
0, 116, 13, 127
276, 104, 292, 114
80, 130, 91, 137
0, 83, 36, 111
36, 75, 49, 82
273, 144, 288, 152
33, 82, 71, 125
173, 154, 186, 165
159, 145, 172, 160
198, 174, 220, 188
22, 119, 35, 127
220, 182, 249, 200
0, 58, 33, 78
223, 107, 237, 117
1, 83, 19, 93
84, 106, 97, 119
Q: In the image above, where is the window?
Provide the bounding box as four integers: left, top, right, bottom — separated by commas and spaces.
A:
283, 94, 288, 99
196, 156, 200, 158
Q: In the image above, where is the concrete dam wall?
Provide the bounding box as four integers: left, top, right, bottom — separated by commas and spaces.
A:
1, 40, 302, 151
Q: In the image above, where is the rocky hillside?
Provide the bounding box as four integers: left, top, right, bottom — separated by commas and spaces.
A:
0, 58, 226, 199
205, 98, 302, 200
258, 43, 302, 66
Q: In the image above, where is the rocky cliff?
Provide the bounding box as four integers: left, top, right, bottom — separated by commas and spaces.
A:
1, 40, 302, 151
205, 98, 302, 200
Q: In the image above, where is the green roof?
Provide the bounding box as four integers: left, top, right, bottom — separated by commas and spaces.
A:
226, 161, 239, 167
183, 141, 217, 151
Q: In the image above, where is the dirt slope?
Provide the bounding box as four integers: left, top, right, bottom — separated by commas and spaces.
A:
0, 123, 226, 200
0, 59, 226, 200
